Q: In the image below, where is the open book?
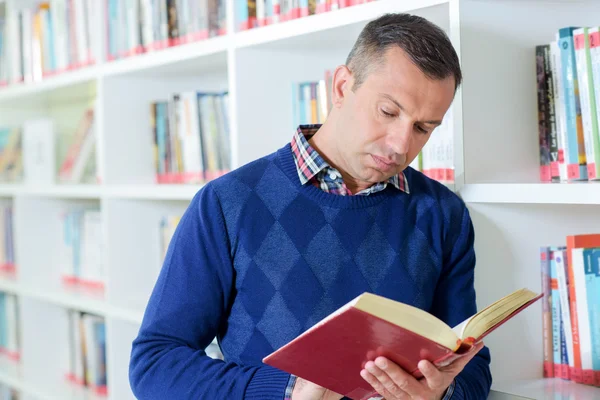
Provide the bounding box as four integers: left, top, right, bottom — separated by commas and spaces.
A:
263, 288, 542, 400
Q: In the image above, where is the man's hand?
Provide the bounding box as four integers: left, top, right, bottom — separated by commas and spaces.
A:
291, 377, 343, 400
360, 342, 485, 400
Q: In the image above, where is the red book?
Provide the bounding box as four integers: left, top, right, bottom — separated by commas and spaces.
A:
264, 289, 542, 400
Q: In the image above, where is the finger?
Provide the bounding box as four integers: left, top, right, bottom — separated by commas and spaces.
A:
360, 367, 396, 399
373, 357, 424, 399
417, 360, 447, 391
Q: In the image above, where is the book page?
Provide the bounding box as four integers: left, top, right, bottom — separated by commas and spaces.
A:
462, 288, 540, 340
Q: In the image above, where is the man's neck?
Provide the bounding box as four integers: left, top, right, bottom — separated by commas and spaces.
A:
307, 123, 370, 194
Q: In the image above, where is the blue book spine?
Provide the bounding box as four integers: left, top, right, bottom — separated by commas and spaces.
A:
588, 249, 600, 374
237, 1, 249, 30
550, 253, 563, 371
559, 27, 588, 180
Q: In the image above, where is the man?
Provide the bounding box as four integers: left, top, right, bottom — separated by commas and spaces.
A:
129, 12, 492, 400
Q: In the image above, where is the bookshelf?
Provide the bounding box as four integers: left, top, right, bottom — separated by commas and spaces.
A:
0, 0, 597, 399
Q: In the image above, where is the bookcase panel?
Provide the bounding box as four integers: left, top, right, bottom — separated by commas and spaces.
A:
460, 0, 600, 184
20, 296, 71, 398
13, 197, 102, 296
101, 71, 229, 185
234, 47, 348, 166
105, 198, 191, 313
106, 319, 139, 400
468, 202, 600, 385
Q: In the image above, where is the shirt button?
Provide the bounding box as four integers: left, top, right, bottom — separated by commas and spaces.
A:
329, 171, 338, 180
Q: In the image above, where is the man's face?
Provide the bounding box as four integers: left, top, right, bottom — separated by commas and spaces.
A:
333, 47, 456, 185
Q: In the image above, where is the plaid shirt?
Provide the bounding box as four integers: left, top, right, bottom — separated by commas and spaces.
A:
284, 125, 455, 399
290, 125, 409, 196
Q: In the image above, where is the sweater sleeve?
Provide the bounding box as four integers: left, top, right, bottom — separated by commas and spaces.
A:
129, 184, 291, 399
430, 201, 493, 399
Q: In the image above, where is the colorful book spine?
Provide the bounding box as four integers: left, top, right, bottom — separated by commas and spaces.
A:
540, 247, 554, 377
550, 250, 563, 377
574, 28, 600, 180
555, 249, 574, 380
558, 27, 588, 181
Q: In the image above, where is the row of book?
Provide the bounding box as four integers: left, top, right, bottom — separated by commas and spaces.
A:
0, 206, 15, 278
66, 310, 107, 396
60, 209, 105, 294
151, 91, 231, 184
106, 0, 226, 62
0, 1, 99, 86
238, 0, 377, 31
292, 75, 333, 127
540, 234, 600, 387
537, 26, 600, 183
0, 293, 19, 363
1, 109, 97, 185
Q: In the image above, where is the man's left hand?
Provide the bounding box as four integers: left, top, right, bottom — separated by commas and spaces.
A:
360, 341, 485, 400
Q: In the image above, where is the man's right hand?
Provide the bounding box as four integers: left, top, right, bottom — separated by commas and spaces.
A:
291, 378, 343, 400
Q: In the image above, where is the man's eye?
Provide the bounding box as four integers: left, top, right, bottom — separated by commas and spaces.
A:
415, 125, 428, 134
381, 109, 395, 117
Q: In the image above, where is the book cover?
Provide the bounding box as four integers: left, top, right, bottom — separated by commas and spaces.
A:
264, 290, 541, 400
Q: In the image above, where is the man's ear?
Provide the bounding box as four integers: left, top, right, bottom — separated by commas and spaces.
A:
332, 65, 353, 108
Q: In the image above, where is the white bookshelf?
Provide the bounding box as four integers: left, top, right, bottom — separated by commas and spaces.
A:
0, 0, 598, 399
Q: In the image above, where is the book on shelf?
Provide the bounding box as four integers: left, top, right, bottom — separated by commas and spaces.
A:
58, 107, 97, 184
239, 0, 378, 31
264, 288, 542, 400
22, 118, 56, 185
0, 0, 101, 85
0, 127, 23, 183
540, 234, 600, 387
106, 0, 226, 61
0, 292, 20, 363
151, 90, 230, 184
66, 310, 107, 396
0, 205, 15, 278
536, 26, 600, 183
59, 208, 105, 294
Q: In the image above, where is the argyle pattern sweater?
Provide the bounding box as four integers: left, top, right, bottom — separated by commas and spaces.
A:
129, 143, 493, 400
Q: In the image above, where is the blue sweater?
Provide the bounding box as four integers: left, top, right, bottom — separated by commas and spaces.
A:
129, 144, 492, 399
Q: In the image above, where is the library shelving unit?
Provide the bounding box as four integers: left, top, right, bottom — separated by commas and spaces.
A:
0, 0, 599, 399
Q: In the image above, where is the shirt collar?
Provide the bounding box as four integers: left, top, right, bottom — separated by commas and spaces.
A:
290, 125, 409, 194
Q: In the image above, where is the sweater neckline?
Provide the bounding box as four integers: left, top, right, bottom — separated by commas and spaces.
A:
276, 144, 402, 209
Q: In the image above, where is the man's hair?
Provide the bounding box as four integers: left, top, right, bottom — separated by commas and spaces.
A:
346, 13, 462, 91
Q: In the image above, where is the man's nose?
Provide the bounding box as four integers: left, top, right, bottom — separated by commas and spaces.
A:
386, 124, 412, 157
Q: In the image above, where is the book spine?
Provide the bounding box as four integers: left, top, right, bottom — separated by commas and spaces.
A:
580, 249, 595, 385
574, 28, 600, 181
554, 249, 574, 380
590, 249, 600, 385
567, 241, 583, 383
558, 27, 588, 181
544, 39, 560, 182
550, 250, 563, 377
537, 45, 552, 182
551, 41, 568, 181
540, 247, 554, 377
